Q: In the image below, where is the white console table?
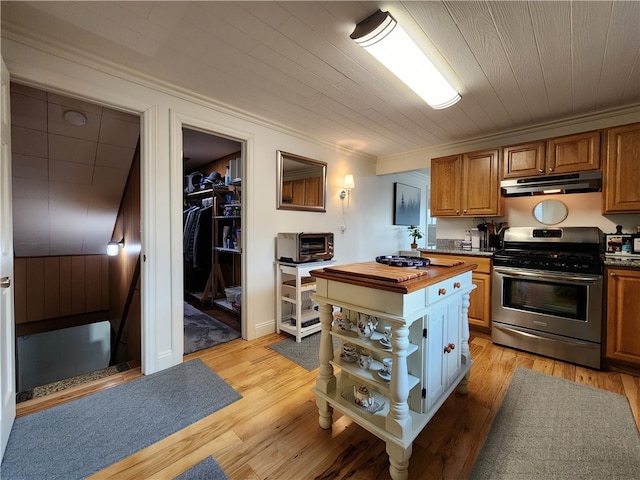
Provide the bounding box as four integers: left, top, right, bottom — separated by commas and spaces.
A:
310, 261, 476, 480
275, 261, 334, 342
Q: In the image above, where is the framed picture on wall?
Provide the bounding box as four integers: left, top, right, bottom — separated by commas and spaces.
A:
393, 183, 421, 225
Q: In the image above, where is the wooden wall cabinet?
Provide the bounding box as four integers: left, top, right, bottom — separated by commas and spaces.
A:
603, 123, 640, 213
546, 130, 600, 174
502, 141, 545, 178
502, 131, 600, 179
431, 149, 503, 217
420, 253, 491, 331
605, 267, 640, 368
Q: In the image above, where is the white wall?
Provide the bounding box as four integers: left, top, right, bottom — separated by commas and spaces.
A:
2, 39, 428, 374
436, 192, 639, 240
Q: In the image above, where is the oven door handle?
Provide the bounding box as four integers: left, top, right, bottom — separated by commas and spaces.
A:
493, 267, 601, 283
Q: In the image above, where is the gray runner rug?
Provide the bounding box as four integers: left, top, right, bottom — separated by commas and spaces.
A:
174, 456, 228, 480
184, 302, 240, 354
269, 332, 338, 371
470, 366, 640, 479
1, 359, 241, 479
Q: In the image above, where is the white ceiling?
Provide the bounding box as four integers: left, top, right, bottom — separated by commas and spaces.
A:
3, 1, 640, 257
3, 1, 639, 157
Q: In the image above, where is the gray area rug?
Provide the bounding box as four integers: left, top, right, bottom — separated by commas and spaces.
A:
1, 359, 241, 479
184, 302, 240, 354
269, 332, 338, 371
470, 366, 640, 479
174, 456, 228, 480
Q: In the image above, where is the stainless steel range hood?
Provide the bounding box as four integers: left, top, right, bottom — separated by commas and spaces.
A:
500, 171, 602, 197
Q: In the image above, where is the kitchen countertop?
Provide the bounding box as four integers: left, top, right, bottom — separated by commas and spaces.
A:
417, 248, 496, 258
604, 255, 640, 269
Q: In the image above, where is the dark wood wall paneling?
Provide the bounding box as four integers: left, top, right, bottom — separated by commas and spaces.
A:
109, 143, 141, 364
13, 255, 109, 324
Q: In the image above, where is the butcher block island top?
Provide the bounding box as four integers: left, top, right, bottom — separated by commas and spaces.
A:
310, 260, 477, 294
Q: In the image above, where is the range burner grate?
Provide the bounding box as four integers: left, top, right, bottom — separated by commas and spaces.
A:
375, 255, 430, 267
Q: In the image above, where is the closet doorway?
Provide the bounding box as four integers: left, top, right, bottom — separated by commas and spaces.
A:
182, 127, 242, 355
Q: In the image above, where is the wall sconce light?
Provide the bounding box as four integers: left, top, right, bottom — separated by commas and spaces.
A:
107, 238, 125, 256
340, 174, 355, 207
351, 10, 461, 109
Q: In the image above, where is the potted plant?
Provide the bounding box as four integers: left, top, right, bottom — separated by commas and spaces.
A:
408, 225, 423, 249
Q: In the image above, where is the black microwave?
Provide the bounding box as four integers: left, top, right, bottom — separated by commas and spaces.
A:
276, 232, 334, 263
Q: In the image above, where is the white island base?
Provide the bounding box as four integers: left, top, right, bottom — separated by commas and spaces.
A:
310, 261, 476, 480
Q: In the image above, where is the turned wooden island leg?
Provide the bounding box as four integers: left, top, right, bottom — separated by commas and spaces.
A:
315, 302, 335, 429
456, 289, 473, 395
386, 323, 412, 437
386, 442, 412, 480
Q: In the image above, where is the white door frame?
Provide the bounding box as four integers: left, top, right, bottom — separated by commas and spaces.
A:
0, 57, 16, 460
169, 110, 251, 342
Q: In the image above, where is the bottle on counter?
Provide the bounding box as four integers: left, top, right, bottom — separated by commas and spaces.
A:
632, 225, 640, 254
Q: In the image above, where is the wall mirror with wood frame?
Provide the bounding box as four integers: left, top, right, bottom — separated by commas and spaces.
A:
277, 151, 326, 212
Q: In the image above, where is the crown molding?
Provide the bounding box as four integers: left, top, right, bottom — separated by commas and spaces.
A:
377, 103, 640, 174
1, 26, 376, 163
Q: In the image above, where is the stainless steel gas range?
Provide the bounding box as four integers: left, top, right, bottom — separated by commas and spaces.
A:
491, 227, 604, 369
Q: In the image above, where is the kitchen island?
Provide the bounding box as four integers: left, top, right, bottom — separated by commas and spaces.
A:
310, 260, 476, 480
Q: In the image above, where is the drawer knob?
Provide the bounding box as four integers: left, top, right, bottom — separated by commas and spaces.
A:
438, 288, 447, 295
453, 282, 461, 288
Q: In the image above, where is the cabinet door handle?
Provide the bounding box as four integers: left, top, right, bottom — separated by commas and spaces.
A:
463, 210, 467, 214
443, 343, 455, 354
610, 272, 616, 277
538, 169, 544, 174
453, 282, 461, 288
0, 277, 10, 289
548, 167, 555, 172
455, 210, 460, 215
438, 288, 447, 296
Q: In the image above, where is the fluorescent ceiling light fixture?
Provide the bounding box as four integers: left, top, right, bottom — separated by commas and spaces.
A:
351, 10, 461, 109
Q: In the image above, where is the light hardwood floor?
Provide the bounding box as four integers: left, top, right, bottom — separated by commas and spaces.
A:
16, 331, 640, 479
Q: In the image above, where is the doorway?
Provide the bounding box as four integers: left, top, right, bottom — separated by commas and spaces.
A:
182, 127, 242, 354
9, 83, 141, 399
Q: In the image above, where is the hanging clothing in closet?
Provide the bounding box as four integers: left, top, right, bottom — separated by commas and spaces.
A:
183, 203, 212, 293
